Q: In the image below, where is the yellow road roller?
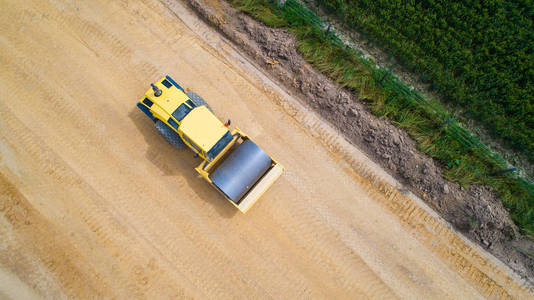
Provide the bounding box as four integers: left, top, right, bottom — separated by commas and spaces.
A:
136, 75, 283, 212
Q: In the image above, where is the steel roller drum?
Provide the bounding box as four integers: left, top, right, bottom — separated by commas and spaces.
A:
211, 139, 272, 202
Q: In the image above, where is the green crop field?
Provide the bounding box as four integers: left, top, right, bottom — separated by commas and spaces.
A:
315, 0, 534, 162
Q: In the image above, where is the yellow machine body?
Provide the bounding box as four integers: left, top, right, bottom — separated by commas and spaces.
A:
137, 75, 283, 213
137, 76, 228, 160
179, 107, 229, 153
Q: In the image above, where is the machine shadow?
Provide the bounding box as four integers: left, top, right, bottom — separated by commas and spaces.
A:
128, 108, 237, 218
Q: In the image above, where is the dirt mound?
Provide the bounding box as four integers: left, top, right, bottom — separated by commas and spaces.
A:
187, 0, 534, 281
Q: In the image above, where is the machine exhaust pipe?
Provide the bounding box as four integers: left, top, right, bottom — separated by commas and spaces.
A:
151, 83, 162, 97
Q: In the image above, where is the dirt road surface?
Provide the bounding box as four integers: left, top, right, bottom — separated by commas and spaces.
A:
0, 0, 532, 298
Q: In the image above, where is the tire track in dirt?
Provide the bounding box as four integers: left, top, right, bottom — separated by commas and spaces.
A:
0, 103, 199, 299
259, 196, 399, 299
12, 0, 162, 87
0, 173, 107, 299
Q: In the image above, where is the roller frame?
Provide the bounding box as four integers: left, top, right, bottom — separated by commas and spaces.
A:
195, 128, 283, 213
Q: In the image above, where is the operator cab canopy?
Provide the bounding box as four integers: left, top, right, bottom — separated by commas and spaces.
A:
180, 106, 229, 153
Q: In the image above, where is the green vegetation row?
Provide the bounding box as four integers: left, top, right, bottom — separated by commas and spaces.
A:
315, 0, 534, 163
228, 0, 534, 235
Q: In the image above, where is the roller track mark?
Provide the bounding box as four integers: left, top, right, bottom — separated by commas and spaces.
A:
264, 193, 397, 299
223, 214, 321, 298
0, 109, 133, 298
251, 81, 533, 298
15, 0, 129, 61
308, 209, 398, 298
68, 174, 194, 299
59, 13, 132, 59
0, 104, 198, 299
147, 200, 271, 298
250, 213, 343, 298
0, 172, 107, 299
2, 243, 69, 300
98, 0, 207, 73
146, 176, 308, 295
84, 155, 272, 299
96, 0, 189, 53
0, 36, 155, 169
0, 52, 110, 156
20, 0, 166, 86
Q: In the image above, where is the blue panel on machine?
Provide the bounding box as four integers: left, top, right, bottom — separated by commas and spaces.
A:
137, 102, 155, 120
165, 75, 185, 92
211, 140, 271, 203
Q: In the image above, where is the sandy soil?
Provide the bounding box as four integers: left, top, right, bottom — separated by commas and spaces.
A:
0, 0, 532, 298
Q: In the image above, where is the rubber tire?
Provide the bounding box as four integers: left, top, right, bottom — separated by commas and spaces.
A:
187, 91, 212, 111
155, 120, 186, 149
